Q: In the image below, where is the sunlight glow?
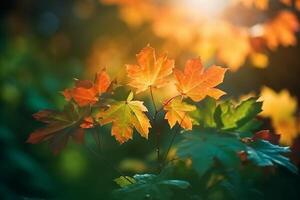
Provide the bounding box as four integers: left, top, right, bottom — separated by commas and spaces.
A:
174, 0, 230, 18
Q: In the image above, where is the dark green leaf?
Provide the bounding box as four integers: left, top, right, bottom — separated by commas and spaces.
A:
221, 170, 263, 200
177, 129, 246, 176
112, 174, 190, 200
246, 140, 298, 173
190, 97, 217, 128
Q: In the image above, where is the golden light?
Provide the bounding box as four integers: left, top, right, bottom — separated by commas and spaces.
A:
173, 0, 230, 18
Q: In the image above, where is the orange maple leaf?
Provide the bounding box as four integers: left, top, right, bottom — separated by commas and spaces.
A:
62, 70, 111, 106
174, 58, 227, 102
94, 70, 111, 94
263, 11, 299, 50
126, 45, 174, 93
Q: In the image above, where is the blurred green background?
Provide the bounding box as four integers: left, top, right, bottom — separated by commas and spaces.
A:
1, 0, 300, 199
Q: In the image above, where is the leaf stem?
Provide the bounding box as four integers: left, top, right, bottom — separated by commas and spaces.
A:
149, 86, 158, 117
149, 88, 183, 172
162, 114, 187, 167
156, 94, 181, 114
149, 86, 161, 171
86, 129, 134, 184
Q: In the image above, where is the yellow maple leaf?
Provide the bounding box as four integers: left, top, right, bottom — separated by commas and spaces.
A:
97, 92, 151, 144
274, 118, 299, 145
259, 86, 299, 145
259, 86, 297, 122
164, 97, 196, 130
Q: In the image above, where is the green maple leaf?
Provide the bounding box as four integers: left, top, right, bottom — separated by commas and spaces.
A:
190, 97, 217, 128
214, 98, 262, 131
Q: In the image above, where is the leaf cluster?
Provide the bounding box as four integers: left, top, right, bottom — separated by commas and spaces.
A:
26, 46, 298, 199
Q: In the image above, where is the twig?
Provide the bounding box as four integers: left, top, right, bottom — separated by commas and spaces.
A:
149, 86, 158, 117
162, 114, 187, 167
86, 129, 134, 184
149, 88, 182, 172
149, 86, 160, 171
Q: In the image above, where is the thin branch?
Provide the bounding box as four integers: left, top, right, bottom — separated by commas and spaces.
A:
162, 114, 187, 166
149, 86, 162, 172
86, 129, 134, 184
149, 88, 182, 172
149, 86, 158, 116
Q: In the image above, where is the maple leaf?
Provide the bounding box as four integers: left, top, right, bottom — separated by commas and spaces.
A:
273, 119, 299, 145
258, 86, 300, 145
214, 97, 262, 131
245, 139, 297, 173
259, 86, 297, 122
27, 103, 89, 154
216, 26, 251, 71
94, 70, 111, 94
263, 11, 299, 50
126, 45, 174, 93
63, 70, 111, 106
97, 92, 151, 144
69, 80, 98, 106
113, 174, 190, 200
177, 129, 246, 176
164, 97, 196, 130
174, 58, 227, 102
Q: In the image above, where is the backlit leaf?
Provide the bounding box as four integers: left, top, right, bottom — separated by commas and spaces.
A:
126, 45, 174, 93
97, 92, 151, 144
164, 97, 196, 130
62, 70, 111, 106
174, 58, 227, 102
263, 11, 299, 50
214, 98, 262, 131
259, 86, 299, 145
259, 86, 297, 122
190, 97, 217, 128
